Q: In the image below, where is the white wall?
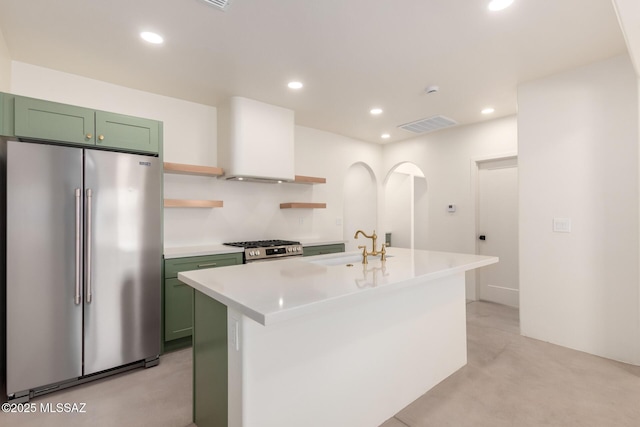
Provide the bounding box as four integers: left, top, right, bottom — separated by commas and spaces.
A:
10, 62, 216, 165
9, 62, 382, 246
382, 117, 518, 298
343, 163, 378, 251
518, 54, 640, 365
294, 126, 383, 244
0, 26, 11, 91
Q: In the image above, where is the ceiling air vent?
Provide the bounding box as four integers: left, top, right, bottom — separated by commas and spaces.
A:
201, 0, 232, 11
398, 115, 458, 134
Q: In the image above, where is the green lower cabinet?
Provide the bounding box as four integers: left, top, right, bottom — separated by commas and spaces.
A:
165, 278, 195, 341
163, 252, 242, 352
14, 96, 95, 146
302, 243, 345, 257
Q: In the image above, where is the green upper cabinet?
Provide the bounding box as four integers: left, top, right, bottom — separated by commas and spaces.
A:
15, 96, 95, 146
10, 94, 160, 154
0, 92, 15, 137
96, 111, 159, 154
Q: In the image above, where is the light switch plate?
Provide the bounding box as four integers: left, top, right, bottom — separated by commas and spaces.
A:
553, 218, 572, 233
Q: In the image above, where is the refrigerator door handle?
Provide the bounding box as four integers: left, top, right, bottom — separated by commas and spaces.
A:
75, 188, 82, 305
86, 188, 93, 304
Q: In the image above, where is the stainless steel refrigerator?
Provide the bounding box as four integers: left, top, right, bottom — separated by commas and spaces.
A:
2, 139, 161, 401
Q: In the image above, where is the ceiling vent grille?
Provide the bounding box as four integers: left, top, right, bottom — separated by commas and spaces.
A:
398, 115, 458, 134
201, 0, 232, 11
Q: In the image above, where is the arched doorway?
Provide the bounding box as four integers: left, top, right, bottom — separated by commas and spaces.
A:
383, 162, 427, 249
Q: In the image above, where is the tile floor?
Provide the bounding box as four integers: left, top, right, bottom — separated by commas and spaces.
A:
1, 301, 639, 426
382, 302, 640, 427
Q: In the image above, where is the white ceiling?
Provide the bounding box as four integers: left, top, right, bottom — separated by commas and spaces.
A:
0, 0, 630, 144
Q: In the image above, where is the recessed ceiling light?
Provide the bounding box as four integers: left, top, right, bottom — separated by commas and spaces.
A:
481, 107, 495, 115
381, 133, 391, 139
287, 81, 303, 89
140, 31, 164, 44
370, 108, 383, 115
488, 0, 514, 11
425, 85, 440, 94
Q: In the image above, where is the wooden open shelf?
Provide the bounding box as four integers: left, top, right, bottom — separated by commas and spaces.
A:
292, 175, 326, 184
280, 202, 327, 209
164, 162, 224, 177
164, 199, 224, 208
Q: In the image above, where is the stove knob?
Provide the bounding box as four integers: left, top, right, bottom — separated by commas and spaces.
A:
287, 247, 292, 252
250, 251, 255, 256
256, 250, 261, 256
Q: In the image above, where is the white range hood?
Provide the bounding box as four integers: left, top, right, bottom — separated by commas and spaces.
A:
218, 97, 295, 183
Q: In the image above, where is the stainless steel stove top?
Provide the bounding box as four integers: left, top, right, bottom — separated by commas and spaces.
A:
223, 240, 303, 262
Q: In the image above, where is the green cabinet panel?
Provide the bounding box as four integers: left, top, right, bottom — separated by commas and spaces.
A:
10, 95, 161, 154
0, 92, 15, 137
96, 111, 159, 154
14, 96, 95, 146
302, 243, 345, 257
163, 252, 242, 350
165, 253, 243, 279
165, 278, 195, 341
193, 290, 228, 427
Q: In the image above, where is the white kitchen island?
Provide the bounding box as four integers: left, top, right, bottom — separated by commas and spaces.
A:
178, 248, 498, 427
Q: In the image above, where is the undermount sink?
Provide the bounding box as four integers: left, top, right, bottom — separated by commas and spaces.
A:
306, 253, 392, 266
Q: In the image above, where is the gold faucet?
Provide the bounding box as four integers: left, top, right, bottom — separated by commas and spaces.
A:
354, 229, 387, 264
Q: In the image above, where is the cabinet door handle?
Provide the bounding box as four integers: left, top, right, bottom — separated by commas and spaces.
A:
98, 135, 105, 141
197, 262, 217, 268
86, 133, 93, 139
75, 188, 82, 305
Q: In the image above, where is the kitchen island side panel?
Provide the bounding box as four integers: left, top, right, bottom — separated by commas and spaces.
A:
193, 290, 228, 427
230, 273, 467, 427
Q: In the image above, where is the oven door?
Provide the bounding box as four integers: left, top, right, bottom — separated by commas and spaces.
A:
245, 254, 303, 263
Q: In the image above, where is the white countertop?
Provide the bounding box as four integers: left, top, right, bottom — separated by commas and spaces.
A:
164, 244, 244, 259
178, 248, 498, 325
164, 239, 345, 259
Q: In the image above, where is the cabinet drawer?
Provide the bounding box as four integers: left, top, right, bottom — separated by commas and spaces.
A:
15, 96, 95, 146
164, 253, 243, 278
96, 111, 160, 154
302, 244, 345, 257
164, 278, 194, 341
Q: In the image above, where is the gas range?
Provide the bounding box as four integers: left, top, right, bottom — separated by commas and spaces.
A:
223, 240, 304, 263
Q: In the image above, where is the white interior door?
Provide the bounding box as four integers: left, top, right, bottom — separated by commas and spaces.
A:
477, 158, 519, 307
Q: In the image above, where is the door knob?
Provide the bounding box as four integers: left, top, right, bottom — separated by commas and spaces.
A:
479, 235, 486, 241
